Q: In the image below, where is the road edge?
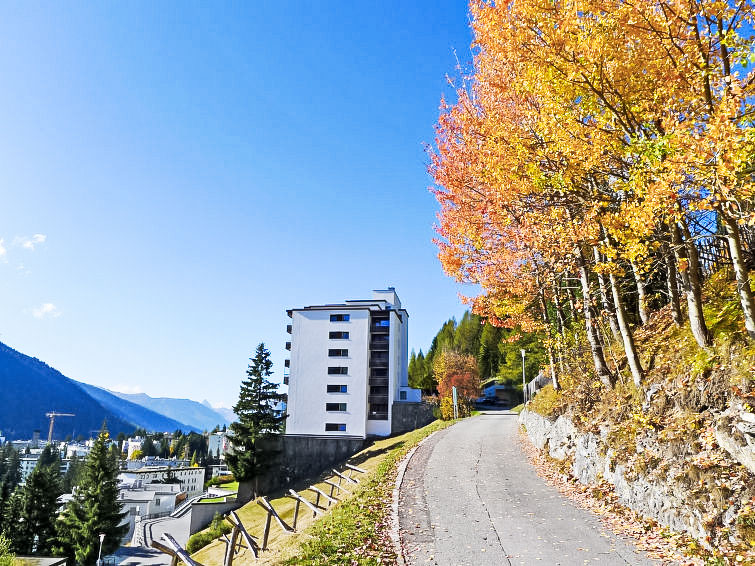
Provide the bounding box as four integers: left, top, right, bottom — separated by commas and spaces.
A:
390, 426, 447, 566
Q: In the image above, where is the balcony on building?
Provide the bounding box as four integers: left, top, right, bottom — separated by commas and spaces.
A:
370, 335, 389, 351
285, 341, 291, 350
286, 324, 292, 334
369, 352, 389, 368
284, 359, 290, 368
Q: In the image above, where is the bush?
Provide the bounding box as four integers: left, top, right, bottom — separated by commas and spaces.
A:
439, 395, 473, 420
185, 512, 232, 554
0, 534, 14, 566
204, 474, 234, 489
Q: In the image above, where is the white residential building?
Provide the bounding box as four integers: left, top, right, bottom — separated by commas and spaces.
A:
285, 288, 421, 438
118, 466, 204, 496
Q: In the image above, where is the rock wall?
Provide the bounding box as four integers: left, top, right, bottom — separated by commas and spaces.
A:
519, 407, 755, 545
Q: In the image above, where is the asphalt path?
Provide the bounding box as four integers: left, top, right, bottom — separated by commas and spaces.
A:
398, 411, 661, 566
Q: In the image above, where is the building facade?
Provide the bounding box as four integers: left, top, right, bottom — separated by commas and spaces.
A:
118, 466, 204, 496
285, 288, 421, 438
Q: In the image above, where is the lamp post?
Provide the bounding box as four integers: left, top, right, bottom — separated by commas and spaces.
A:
97, 532, 105, 566
521, 349, 526, 404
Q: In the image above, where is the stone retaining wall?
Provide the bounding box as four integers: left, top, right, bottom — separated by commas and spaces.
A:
519, 407, 755, 545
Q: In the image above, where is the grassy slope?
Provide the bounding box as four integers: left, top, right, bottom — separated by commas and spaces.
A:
193, 419, 454, 565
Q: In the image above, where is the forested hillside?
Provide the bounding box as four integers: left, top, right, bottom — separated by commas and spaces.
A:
426, 0, 755, 559
408, 311, 546, 392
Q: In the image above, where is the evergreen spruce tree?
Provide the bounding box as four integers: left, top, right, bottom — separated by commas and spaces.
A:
1, 488, 23, 549
0, 446, 21, 535
62, 453, 84, 493
54, 427, 127, 565
12, 445, 63, 555
226, 343, 286, 498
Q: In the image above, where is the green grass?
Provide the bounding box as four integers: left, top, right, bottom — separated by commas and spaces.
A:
511, 403, 524, 414
282, 419, 453, 565
193, 419, 455, 565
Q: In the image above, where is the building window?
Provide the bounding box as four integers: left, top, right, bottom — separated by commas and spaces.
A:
399, 391, 407, 400
326, 403, 347, 412
327, 384, 348, 393
328, 366, 348, 375
329, 331, 349, 339
330, 314, 350, 322
328, 349, 348, 357
155, 498, 161, 506
325, 423, 346, 432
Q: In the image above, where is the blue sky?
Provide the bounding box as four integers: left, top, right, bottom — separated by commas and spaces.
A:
0, 2, 474, 408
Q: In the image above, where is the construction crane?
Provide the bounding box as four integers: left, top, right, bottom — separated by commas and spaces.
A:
46, 412, 75, 444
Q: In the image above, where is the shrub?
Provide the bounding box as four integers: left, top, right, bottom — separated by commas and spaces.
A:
185, 512, 232, 554
204, 474, 235, 489
0, 534, 14, 566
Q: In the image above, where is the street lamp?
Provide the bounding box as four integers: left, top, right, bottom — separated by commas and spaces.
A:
521, 349, 526, 404
97, 532, 105, 566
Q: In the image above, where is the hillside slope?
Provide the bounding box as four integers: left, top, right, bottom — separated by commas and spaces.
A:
0, 341, 135, 440
526, 274, 755, 561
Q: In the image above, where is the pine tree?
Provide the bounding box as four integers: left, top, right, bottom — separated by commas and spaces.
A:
226, 343, 286, 498
62, 453, 84, 493
12, 446, 63, 555
0, 446, 21, 536
54, 427, 127, 565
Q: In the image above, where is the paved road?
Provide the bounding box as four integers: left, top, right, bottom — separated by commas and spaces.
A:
398, 412, 660, 566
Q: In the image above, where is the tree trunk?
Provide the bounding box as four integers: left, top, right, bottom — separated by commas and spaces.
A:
631, 261, 650, 325
672, 220, 712, 347
536, 275, 559, 391
609, 272, 644, 386
720, 212, 755, 339
593, 246, 622, 341
663, 242, 683, 326
553, 280, 567, 336
575, 246, 615, 387
567, 287, 578, 322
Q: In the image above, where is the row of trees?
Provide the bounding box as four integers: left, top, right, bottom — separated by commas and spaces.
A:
128, 429, 211, 464
431, 0, 755, 388
0, 429, 126, 564
409, 311, 547, 393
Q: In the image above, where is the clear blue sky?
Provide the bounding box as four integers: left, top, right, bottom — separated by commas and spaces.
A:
0, 2, 474, 408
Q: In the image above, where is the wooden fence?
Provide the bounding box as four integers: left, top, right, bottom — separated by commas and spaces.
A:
151, 464, 367, 565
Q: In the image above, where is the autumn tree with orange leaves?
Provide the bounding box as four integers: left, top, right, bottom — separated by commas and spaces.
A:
431, 0, 755, 389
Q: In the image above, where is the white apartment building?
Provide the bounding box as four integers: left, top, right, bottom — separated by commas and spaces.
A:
285, 288, 421, 438
118, 466, 204, 496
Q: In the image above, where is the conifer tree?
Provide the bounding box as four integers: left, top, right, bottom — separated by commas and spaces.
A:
0, 445, 21, 534
226, 343, 286, 497
62, 453, 84, 493
54, 426, 127, 565
11, 445, 63, 555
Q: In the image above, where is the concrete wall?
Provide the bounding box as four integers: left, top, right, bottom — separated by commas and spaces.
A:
188, 500, 242, 535
238, 434, 367, 501
391, 402, 435, 435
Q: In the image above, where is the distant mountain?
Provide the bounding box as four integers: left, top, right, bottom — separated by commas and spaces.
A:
202, 400, 236, 424
76, 382, 200, 434
0, 342, 135, 441
111, 392, 231, 431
